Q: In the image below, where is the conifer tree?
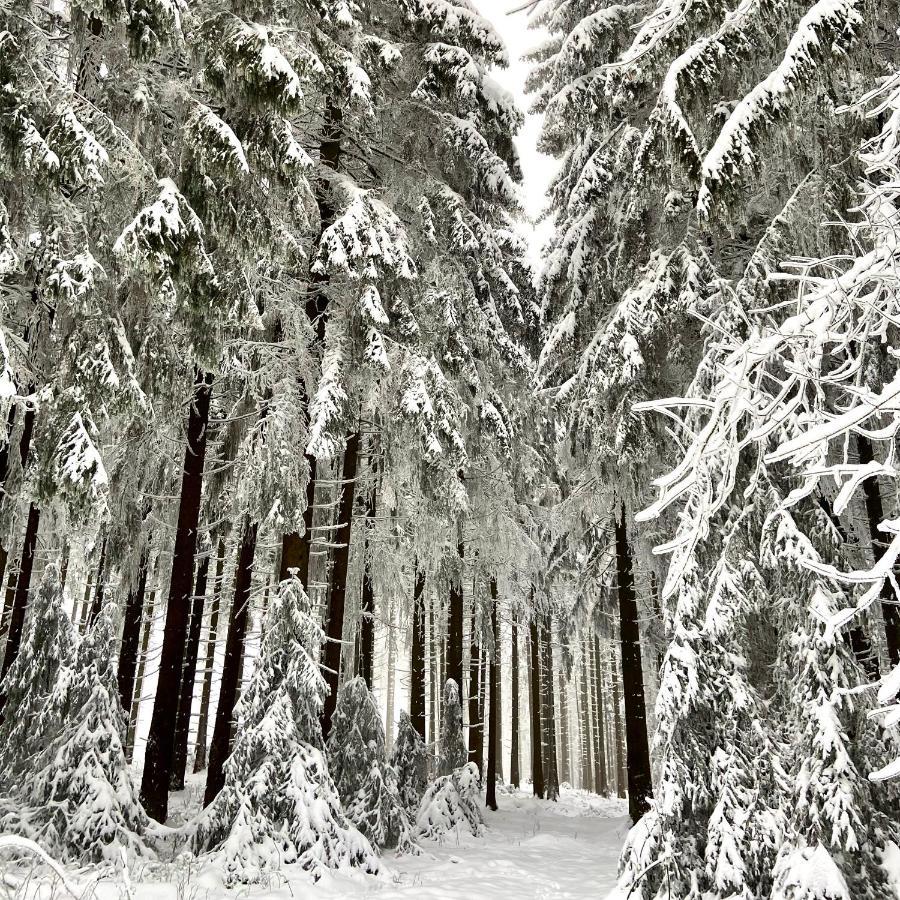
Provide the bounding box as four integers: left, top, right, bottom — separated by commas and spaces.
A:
392, 711, 429, 818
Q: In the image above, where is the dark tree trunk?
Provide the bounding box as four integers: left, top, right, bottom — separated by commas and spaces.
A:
469, 603, 483, 775
171, 552, 210, 790
529, 617, 544, 799
510, 616, 520, 788
615, 508, 653, 822
447, 543, 464, 692
204, 518, 257, 807
117, 549, 149, 716
486, 578, 500, 811
194, 539, 226, 773
611, 650, 627, 798
430, 596, 438, 755
358, 457, 377, 687
541, 618, 560, 801
0, 501, 40, 709
592, 636, 608, 795
320, 430, 360, 741
87, 536, 108, 628
127, 588, 157, 761
856, 435, 900, 666
140, 369, 213, 823
410, 567, 426, 739
279, 102, 343, 591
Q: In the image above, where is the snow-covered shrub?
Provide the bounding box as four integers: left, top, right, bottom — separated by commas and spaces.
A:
415, 762, 483, 841
391, 710, 428, 816
194, 577, 378, 883
327, 676, 412, 851
0, 564, 149, 862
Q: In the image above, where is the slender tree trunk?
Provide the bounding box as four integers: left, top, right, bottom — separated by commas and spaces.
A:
541, 617, 559, 801
0, 561, 16, 647
447, 543, 464, 692
529, 617, 544, 798
358, 456, 377, 688
117, 549, 149, 715
611, 650, 627, 798
194, 539, 226, 773
558, 666, 569, 787
582, 643, 594, 792
320, 430, 360, 740
857, 435, 900, 666
430, 596, 438, 757
410, 567, 426, 739
385, 600, 396, 752
87, 535, 108, 628
469, 603, 483, 775
127, 588, 157, 762
0, 401, 36, 599
140, 370, 213, 822
486, 578, 499, 810
0, 501, 40, 710
204, 518, 258, 806
592, 636, 608, 795
171, 552, 210, 790
510, 616, 520, 787
615, 508, 652, 821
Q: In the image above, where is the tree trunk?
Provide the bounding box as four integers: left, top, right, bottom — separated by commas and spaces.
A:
0, 401, 36, 599
204, 518, 257, 807
430, 596, 438, 757
385, 600, 396, 752
857, 435, 900, 666
127, 588, 157, 762
541, 617, 559, 801
468, 603, 483, 775
0, 501, 40, 711
194, 538, 226, 773
320, 430, 360, 741
615, 508, 653, 822
117, 549, 149, 716
582, 642, 594, 792
510, 616, 520, 788
486, 578, 499, 810
592, 636, 608, 795
558, 666, 569, 787
611, 649, 626, 798
358, 457, 377, 688
87, 535, 108, 628
140, 369, 214, 823
529, 617, 544, 798
171, 552, 210, 790
410, 567, 426, 739
447, 543, 464, 692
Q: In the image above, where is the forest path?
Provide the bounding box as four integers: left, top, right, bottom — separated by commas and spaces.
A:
372, 787, 628, 900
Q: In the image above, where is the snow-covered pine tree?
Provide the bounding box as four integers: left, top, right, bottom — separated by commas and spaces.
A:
326, 676, 411, 851
0, 565, 148, 862
194, 577, 379, 883
392, 710, 429, 817
439, 678, 468, 776
415, 762, 484, 841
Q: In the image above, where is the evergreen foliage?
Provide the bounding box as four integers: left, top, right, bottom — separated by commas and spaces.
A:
392, 711, 429, 817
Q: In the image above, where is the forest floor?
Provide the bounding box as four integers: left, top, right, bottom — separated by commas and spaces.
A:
1, 785, 629, 900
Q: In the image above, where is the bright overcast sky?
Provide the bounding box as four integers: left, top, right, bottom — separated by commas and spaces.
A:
473, 0, 557, 267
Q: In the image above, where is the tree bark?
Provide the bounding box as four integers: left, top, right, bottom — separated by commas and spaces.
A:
140, 369, 213, 823
204, 518, 257, 807
582, 642, 594, 792
591, 637, 608, 795
611, 649, 626, 799
385, 599, 396, 752
529, 617, 544, 798
171, 551, 210, 790
510, 616, 520, 788
320, 430, 360, 741
856, 435, 900, 666
615, 507, 652, 822
194, 538, 226, 773
117, 549, 149, 716
127, 588, 157, 762
486, 578, 499, 811
429, 596, 438, 756
447, 543, 464, 692
558, 666, 570, 787
86, 535, 108, 628
358, 457, 377, 688
541, 617, 559, 801
410, 567, 426, 739
0, 501, 40, 710
468, 603, 483, 775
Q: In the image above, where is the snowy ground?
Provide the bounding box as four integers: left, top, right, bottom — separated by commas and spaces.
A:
0, 787, 629, 900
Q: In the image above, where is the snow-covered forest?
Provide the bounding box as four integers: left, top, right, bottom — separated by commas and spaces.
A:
2, 0, 900, 896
